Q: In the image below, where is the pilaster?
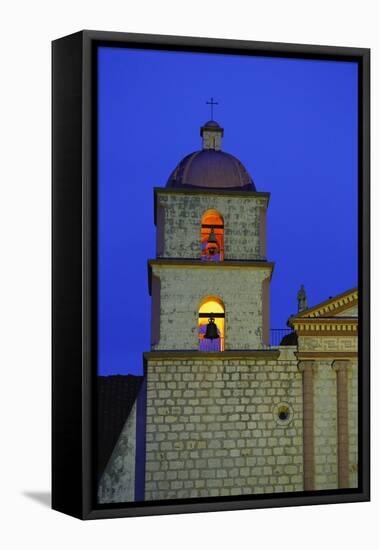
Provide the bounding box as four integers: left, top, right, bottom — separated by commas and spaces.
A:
332, 360, 350, 488
298, 360, 316, 490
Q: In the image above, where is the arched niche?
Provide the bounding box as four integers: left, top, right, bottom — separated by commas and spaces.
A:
198, 296, 225, 351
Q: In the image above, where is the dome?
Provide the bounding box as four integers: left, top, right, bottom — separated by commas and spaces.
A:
166, 150, 256, 191
167, 119, 256, 191
202, 120, 221, 129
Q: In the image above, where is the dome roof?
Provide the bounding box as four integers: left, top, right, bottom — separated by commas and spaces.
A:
166, 149, 256, 191
166, 119, 256, 191
202, 120, 221, 129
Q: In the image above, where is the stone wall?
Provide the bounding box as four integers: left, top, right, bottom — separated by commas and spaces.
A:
150, 264, 272, 350
97, 343, 359, 503
144, 349, 303, 501
155, 190, 268, 260
98, 402, 137, 503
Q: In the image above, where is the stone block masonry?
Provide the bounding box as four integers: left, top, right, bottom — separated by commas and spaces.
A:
155, 190, 269, 261
151, 264, 272, 350
144, 349, 303, 501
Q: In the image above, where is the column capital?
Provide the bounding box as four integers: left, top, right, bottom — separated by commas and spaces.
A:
297, 360, 316, 373
332, 359, 350, 372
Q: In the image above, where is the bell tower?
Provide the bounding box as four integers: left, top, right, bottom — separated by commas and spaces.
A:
149, 120, 273, 351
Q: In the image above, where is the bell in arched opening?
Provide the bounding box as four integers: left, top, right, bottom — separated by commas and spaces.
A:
198, 297, 225, 352
205, 226, 219, 257
201, 210, 224, 262
205, 315, 220, 339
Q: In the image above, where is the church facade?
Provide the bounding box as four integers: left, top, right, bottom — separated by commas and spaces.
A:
98, 120, 358, 503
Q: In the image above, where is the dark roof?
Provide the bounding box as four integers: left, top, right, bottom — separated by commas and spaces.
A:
201, 120, 223, 132
280, 331, 298, 346
203, 119, 220, 127
166, 149, 256, 191
97, 374, 143, 480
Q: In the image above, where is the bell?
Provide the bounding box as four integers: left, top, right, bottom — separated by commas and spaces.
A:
205, 316, 219, 339
206, 226, 219, 256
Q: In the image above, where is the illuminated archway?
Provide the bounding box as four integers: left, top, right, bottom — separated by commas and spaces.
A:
198, 296, 225, 351
201, 210, 224, 262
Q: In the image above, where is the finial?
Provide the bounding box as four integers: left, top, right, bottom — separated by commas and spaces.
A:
200, 117, 224, 151
297, 284, 308, 313
206, 97, 218, 120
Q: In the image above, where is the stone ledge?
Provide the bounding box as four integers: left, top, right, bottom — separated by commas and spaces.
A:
144, 350, 280, 362
296, 351, 358, 360
148, 259, 274, 294
154, 186, 270, 199
149, 259, 274, 269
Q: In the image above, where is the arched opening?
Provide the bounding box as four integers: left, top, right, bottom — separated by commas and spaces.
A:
201, 210, 224, 262
198, 296, 225, 351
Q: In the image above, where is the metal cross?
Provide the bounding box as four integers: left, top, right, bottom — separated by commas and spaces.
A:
206, 97, 218, 120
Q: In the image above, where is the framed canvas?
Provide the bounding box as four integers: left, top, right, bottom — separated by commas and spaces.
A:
52, 30, 370, 520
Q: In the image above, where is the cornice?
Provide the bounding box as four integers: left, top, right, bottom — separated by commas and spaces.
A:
296, 351, 358, 360
290, 288, 358, 320
154, 186, 270, 200
149, 258, 274, 269
148, 259, 274, 294
289, 316, 358, 336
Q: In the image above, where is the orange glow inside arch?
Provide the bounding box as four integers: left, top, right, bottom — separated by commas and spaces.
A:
198, 296, 225, 351
201, 210, 224, 262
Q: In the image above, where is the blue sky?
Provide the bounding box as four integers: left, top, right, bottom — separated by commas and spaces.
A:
98, 46, 358, 376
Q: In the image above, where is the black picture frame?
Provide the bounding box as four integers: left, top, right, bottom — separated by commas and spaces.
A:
52, 30, 370, 520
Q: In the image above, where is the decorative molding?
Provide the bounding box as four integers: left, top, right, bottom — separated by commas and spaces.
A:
154, 186, 271, 200
296, 330, 356, 336
148, 259, 275, 294
148, 258, 274, 269
297, 360, 317, 374
290, 318, 357, 334
296, 351, 357, 360
331, 359, 351, 372
289, 288, 358, 321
